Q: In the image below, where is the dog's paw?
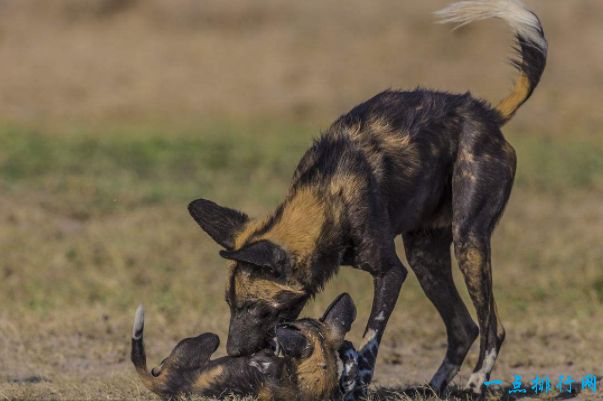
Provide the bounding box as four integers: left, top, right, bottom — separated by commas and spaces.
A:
339, 340, 365, 400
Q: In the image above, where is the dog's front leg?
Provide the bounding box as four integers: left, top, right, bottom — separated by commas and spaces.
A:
343, 250, 407, 400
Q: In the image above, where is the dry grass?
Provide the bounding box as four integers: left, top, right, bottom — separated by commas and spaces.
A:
0, 0, 602, 400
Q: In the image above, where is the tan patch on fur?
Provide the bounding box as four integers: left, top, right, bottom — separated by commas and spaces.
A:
459, 151, 475, 163
136, 364, 178, 396
496, 72, 531, 120
461, 170, 477, 182
377, 127, 412, 150
465, 247, 483, 268
262, 187, 326, 258
368, 116, 390, 134
371, 117, 420, 178
134, 366, 159, 393
192, 365, 224, 390
344, 120, 363, 138
232, 187, 325, 260
295, 328, 339, 401
347, 116, 421, 181
328, 172, 364, 203
232, 270, 304, 306
257, 384, 275, 401
460, 246, 489, 306
259, 381, 298, 401
367, 117, 412, 148
233, 219, 265, 250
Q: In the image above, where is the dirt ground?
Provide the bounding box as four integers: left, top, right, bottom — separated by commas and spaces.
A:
0, 0, 602, 400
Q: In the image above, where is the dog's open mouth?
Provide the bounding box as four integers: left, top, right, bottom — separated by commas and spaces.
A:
254, 337, 282, 358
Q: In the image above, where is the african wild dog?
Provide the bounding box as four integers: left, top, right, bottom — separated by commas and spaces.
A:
188, 0, 547, 396
131, 293, 357, 401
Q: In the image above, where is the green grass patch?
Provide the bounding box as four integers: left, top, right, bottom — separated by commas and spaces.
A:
0, 121, 314, 216
1, 122, 601, 218
512, 134, 603, 192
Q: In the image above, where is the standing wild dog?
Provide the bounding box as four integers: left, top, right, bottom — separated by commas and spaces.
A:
188, 0, 547, 396
131, 294, 357, 401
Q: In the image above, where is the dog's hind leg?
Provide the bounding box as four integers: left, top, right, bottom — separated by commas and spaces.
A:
403, 227, 478, 395
452, 125, 516, 395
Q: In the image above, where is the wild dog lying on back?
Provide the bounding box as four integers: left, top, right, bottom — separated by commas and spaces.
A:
131, 293, 357, 400
187, 0, 547, 397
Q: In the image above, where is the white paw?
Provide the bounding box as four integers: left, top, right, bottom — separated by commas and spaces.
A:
339, 341, 359, 395
465, 372, 486, 394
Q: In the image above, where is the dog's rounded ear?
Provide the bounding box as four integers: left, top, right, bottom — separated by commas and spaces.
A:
169, 333, 220, 370
188, 198, 248, 250
197, 332, 220, 358
220, 240, 287, 274
275, 326, 313, 359
320, 293, 357, 347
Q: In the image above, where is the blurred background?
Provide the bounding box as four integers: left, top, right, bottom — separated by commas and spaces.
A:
0, 1, 601, 400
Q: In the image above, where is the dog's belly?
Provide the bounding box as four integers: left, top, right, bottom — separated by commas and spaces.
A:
386, 175, 452, 235
378, 135, 455, 235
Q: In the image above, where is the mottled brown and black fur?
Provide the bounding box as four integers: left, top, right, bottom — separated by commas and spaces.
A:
131, 294, 357, 401
188, 0, 547, 397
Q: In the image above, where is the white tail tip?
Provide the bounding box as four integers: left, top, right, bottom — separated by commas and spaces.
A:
434, 0, 546, 52
132, 304, 145, 339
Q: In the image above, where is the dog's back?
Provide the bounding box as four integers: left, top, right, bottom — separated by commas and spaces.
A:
289, 0, 547, 236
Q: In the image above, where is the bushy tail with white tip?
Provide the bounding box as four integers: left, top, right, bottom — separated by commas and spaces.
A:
436, 0, 547, 124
